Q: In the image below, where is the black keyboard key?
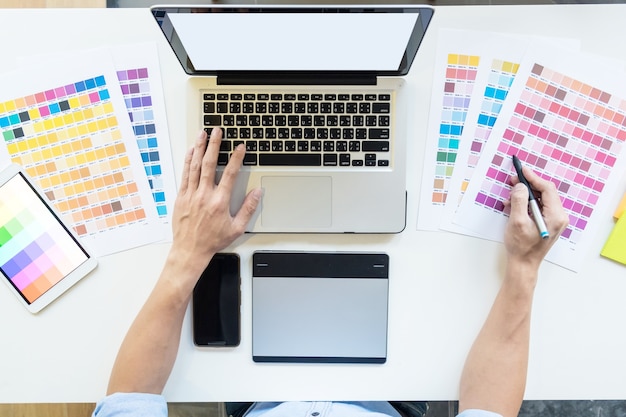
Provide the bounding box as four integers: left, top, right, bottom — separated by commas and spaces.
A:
285, 94, 296, 100
311, 141, 322, 151
359, 103, 371, 113
271, 93, 283, 100
353, 115, 364, 126
256, 102, 267, 113
339, 153, 350, 166
217, 102, 228, 113
223, 115, 235, 126
269, 102, 280, 113
314, 115, 325, 126
369, 128, 390, 139
307, 102, 319, 113
203, 93, 216, 100
304, 128, 315, 139
288, 115, 300, 126
281, 102, 293, 113
259, 153, 321, 166
327, 116, 338, 126
230, 102, 241, 113
301, 115, 312, 126
266, 128, 277, 139
336, 141, 347, 152
297, 141, 309, 152
311, 94, 323, 101
340, 116, 351, 126
324, 94, 337, 100
295, 103, 306, 113
362, 141, 389, 152
217, 153, 229, 165
298, 94, 309, 100
239, 128, 250, 139
275, 116, 286, 126
278, 128, 289, 138
338, 94, 350, 101
366, 116, 377, 126
333, 103, 345, 113
343, 129, 354, 139
285, 141, 296, 151
226, 128, 238, 139
262, 115, 273, 126
346, 103, 358, 113
379, 94, 391, 101
320, 103, 332, 113
204, 115, 221, 126
252, 128, 264, 138
236, 115, 248, 126
291, 128, 303, 139
244, 93, 256, 100
365, 94, 377, 101
356, 129, 367, 139
249, 115, 261, 126
373, 103, 390, 113
243, 153, 257, 166
245, 141, 257, 151
378, 159, 389, 166
204, 102, 215, 113
271, 141, 283, 151
379, 115, 390, 126
259, 141, 271, 151
349, 141, 360, 152
317, 128, 328, 139
258, 94, 269, 100
243, 102, 254, 113
323, 154, 338, 166
323, 141, 334, 152
230, 93, 242, 100
351, 94, 364, 101
352, 159, 364, 166
330, 129, 342, 140
217, 93, 229, 100
220, 141, 232, 151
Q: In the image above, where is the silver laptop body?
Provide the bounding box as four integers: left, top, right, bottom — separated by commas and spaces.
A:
151, 5, 434, 233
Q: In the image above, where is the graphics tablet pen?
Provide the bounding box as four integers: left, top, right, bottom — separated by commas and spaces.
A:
511, 155, 550, 239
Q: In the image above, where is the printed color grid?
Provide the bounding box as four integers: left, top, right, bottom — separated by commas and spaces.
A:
0, 174, 88, 303
117, 67, 168, 218
432, 54, 480, 204
473, 63, 626, 244
0, 76, 148, 237
459, 60, 519, 194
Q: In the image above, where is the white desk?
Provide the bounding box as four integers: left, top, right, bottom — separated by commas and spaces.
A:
1, 5, 626, 403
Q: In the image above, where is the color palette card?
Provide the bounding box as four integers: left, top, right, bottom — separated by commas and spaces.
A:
110, 43, 176, 240
418, 29, 532, 231
453, 44, 626, 272
440, 36, 580, 235
0, 49, 163, 256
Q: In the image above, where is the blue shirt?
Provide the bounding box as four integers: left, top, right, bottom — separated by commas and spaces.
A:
92, 393, 502, 417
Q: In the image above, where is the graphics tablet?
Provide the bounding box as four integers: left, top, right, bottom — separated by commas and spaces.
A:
0, 164, 97, 313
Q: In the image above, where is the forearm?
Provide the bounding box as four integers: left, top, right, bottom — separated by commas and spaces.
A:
458, 260, 538, 417
106, 253, 209, 395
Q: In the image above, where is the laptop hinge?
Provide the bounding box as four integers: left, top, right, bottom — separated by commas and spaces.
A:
217, 71, 377, 86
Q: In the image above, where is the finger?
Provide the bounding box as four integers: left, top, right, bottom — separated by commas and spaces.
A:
200, 127, 223, 187
179, 146, 194, 195
521, 166, 569, 234
232, 187, 263, 234
188, 130, 208, 191
508, 182, 531, 224
217, 143, 245, 194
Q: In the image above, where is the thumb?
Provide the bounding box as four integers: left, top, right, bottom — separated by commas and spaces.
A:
508, 183, 530, 221
232, 188, 262, 231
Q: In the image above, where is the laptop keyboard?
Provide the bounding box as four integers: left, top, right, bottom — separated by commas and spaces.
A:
202, 91, 392, 167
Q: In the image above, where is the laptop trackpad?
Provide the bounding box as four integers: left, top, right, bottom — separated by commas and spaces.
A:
261, 176, 332, 229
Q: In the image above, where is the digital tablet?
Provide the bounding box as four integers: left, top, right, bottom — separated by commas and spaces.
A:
0, 164, 97, 313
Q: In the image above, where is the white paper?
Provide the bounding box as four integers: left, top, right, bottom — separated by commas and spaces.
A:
453, 44, 626, 272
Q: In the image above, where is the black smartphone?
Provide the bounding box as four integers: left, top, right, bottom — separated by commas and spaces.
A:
192, 253, 240, 347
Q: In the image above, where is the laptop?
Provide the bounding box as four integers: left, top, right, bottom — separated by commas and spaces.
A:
251, 251, 389, 363
151, 5, 434, 233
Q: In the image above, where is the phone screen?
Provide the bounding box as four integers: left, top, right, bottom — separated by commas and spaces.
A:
192, 253, 240, 346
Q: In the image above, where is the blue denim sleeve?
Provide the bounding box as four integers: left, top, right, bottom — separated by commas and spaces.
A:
456, 409, 503, 417
92, 392, 168, 417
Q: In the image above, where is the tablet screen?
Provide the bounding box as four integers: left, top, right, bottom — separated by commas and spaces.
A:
0, 170, 91, 305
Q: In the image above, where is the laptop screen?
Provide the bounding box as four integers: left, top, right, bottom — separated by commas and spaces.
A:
152, 6, 434, 76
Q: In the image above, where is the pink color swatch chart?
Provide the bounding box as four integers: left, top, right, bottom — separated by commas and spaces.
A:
454, 45, 626, 271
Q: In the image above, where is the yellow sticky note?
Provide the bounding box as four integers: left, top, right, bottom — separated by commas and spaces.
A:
601, 214, 626, 265
615, 193, 626, 220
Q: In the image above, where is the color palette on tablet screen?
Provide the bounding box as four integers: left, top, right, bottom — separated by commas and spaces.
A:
473, 63, 626, 244
0, 76, 147, 237
118, 67, 168, 218
432, 54, 480, 204
0, 174, 88, 303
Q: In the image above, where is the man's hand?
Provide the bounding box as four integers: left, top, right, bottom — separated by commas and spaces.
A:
504, 165, 569, 270
171, 128, 262, 276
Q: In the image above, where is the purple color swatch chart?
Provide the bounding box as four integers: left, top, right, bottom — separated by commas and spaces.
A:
117, 67, 168, 218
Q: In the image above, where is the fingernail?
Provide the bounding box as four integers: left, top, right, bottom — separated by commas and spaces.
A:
252, 188, 263, 201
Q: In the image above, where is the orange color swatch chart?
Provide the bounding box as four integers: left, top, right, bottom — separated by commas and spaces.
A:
0, 74, 159, 255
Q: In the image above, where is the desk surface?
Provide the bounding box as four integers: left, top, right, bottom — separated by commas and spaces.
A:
1, 5, 626, 403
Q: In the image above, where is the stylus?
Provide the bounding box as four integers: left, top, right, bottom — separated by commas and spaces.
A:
511, 155, 549, 239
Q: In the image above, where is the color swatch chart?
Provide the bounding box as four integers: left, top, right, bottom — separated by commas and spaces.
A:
0, 75, 150, 241
118, 67, 169, 218
457, 59, 519, 198
454, 47, 626, 271
431, 53, 479, 205
0, 174, 88, 303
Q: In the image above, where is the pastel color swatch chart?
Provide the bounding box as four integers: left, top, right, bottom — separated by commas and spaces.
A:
0, 173, 88, 303
455, 46, 626, 271
118, 67, 168, 217
431, 53, 479, 205
458, 59, 519, 195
